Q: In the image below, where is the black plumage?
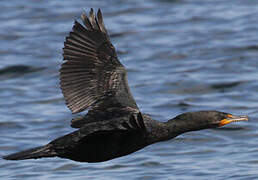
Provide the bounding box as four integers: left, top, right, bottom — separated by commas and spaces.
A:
3, 9, 248, 163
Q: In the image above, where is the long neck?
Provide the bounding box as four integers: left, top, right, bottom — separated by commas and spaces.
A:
161, 117, 211, 141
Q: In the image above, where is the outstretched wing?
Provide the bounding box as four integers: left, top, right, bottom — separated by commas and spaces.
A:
60, 9, 139, 126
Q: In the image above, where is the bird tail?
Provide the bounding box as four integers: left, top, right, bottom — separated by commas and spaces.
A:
3, 144, 57, 160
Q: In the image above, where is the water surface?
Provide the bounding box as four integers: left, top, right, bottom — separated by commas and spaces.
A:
1, 0, 258, 179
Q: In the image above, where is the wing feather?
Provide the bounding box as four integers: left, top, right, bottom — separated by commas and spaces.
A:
60, 9, 140, 127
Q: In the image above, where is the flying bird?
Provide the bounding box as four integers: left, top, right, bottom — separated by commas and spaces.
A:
3, 9, 248, 163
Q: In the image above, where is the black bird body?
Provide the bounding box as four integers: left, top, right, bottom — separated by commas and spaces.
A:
4, 110, 246, 163
3, 9, 248, 163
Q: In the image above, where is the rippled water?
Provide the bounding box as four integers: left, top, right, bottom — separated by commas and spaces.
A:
1, 0, 258, 179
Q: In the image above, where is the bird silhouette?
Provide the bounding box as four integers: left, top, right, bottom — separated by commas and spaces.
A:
3, 9, 248, 163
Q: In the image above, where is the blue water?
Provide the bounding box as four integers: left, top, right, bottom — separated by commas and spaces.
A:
1, 0, 258, 179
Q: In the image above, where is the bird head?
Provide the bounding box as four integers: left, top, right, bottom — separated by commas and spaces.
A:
171, 111, 249, 130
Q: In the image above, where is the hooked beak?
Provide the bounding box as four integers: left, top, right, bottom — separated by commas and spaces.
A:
219, 114, 249, 127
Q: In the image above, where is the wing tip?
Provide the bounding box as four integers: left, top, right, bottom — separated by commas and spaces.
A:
79, 8, 107, 34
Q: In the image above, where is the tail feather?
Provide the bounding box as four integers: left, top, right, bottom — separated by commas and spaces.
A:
3, 145, 56, 160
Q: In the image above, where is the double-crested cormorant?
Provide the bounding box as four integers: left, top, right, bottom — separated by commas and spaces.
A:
3, 9, 248, 163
